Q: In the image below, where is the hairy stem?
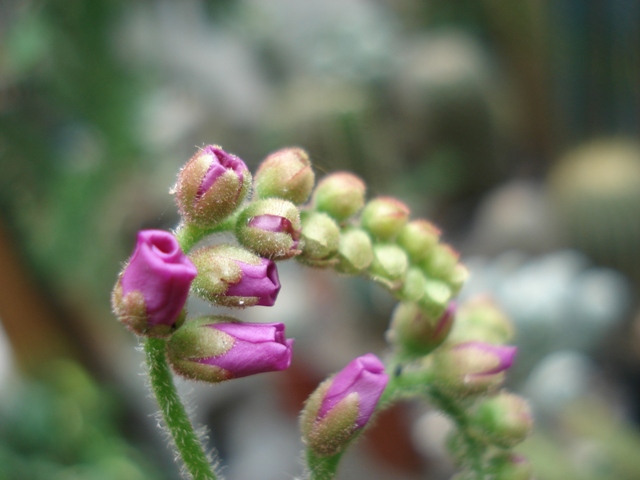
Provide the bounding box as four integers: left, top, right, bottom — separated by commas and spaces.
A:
145, 338, 218, 480
306, 451, 344, 480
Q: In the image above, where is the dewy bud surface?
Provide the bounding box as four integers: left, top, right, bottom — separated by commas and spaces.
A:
113, 230, 197, 337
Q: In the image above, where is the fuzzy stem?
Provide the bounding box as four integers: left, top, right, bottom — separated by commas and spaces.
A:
306, 451, 344, 480
175, 213, 239, 252
145, 337, 218, 480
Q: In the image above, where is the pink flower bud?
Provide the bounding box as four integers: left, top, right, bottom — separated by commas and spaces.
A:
254, 147, 315, 204
301, 354, 389, 456
236, 199, 302, 260
167, 317, 294, 383
174, 145, 251, 227
433, 341, 517, 396
112, 230, 197, 337
190, 245, 280, 307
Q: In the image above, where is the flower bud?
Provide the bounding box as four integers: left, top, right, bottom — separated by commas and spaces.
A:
112, 230, 197, 337
236, 198, 302, 260
335, 228, 374, 274
360, 197, 410, 241
387, 302, 455, 356
190, 245, 280, 307
400, 267, 428, 302
312, 172, 366, 222
174, 145, 251, 227
421, 243, 460, 281
448, 296, 514, 345
419, 279, 453, 320
432, 342, 517, 396
254, 147, 315, 204
167, 316, 294, 383
447, 263, 469, 294
471, 391, 533, 448
298, 211, 341, 267
397, 220, 440, 262
301, 354, 389, 456
369, 244, 409, 290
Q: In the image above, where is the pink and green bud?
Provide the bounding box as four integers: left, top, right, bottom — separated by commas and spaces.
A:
112, 230, 197, 337
298, 211, 341, 267
301, 354, 389, 456
432, 341, 517, 396
190, 245, 280, 307
254, 147, 315, 204
448, 296, 514, 345
360, 196, 410, 241
335, 228, 374, 275
236, 199, 301, 260
167, 316, 294, 383
387, 302, 455, 356
397, 220, 440, 263
369, 244, 409, 290
471, 391, 533, 448
312, 172, 366, 222
174, 145, 251, 227
421, 243, 460, 281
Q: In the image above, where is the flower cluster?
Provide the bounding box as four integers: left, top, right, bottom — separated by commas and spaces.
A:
111, 144, 531, 480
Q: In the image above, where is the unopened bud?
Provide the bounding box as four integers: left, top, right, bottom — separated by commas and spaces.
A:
335, 228, 374, 274
387, 302, 455, 356
298, 211, 341, 267
471, 391, 533, 448
301, 354, 388, 457
397, 220, 440, 262
419, 279, 453, 320
167, 316, 294, 383
369, 243, 409, 291
236, 199, 301, 260
360, 197, 410, 241
174, 145, 251, 227
421, 243, 460, 281
112, 230, 197, 337
190, 245, 280, 307
312, 172, 366, 222
448, 296, 514, 345
432, 342, 517, 396
254, 147, 315, 204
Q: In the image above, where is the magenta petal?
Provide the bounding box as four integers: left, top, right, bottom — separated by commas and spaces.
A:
318, 353, 388, 429
248, 214, 301, 246
200, 322, 294, 377
225, 258, 281, 306
121, 230, 197, 326
197, 146, 247, 197
455, 341, 518, 374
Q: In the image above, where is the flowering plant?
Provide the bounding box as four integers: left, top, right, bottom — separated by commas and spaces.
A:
112, 145, 533, 480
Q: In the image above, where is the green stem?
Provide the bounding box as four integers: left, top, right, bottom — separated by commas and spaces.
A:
306, 451, 344, 480
145, 338, 218, 480
175, 214, 240, 252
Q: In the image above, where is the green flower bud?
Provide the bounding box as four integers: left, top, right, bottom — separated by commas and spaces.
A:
471, 391, 533, 448
360, 197, 410, 241
335, 228, 374, 274
421, 243, 460, 280
448, 296, 514, 345
236, 199, 302, 260
312, 172, 366, 222
418, 279, 453, 320
254, 147, 315, 204
400, 267, 428, 302
387, 302, 455, 356
397, 220, 440, 262
447, 263, 469, 295
369, 243, 409, 290
298, 211, 341, 267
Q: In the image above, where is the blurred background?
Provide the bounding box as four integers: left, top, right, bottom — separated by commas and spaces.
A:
1, 0, 640, 478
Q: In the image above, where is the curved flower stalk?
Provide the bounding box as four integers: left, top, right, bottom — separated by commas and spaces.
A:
111, 145, 533, 480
